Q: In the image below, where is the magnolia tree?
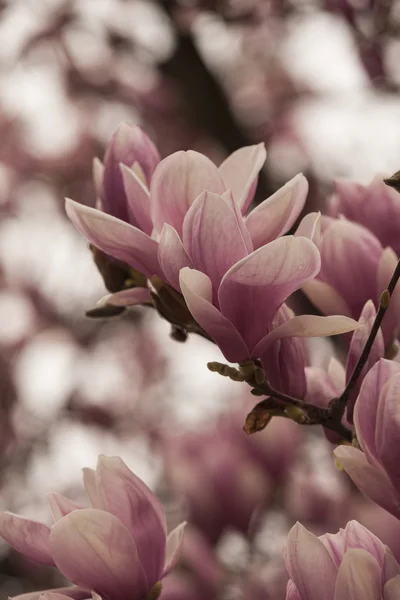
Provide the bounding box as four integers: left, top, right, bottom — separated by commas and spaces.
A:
1, 122, 400, 600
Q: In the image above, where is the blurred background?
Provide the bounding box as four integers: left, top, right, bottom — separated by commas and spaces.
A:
1, 0, 400, 598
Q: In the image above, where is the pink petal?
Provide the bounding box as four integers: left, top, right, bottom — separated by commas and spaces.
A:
384, 576, 400, 600
334, 549, 381, 600
0, 512, 54, 566
245, 174, 308, 249
260, 305, 307, 398
218, 236, 321, 354
39, 594, 82, 600
50, 509, 148, 600
302, 279, 352, 317
283, 522, 337, 600
319, 219, 382, 318
221, 189, 253, 253
383, 549, 400, 583
98, 287, 152, 308
150, 151, 226, 236
334, 446, 400, 518
46, 493, 84, 522
158, 224, 193, 291
354, 359, 400, 466
218, 143, 266, 212
286, 580, 303, 600
65, 199, 162, 279
343, 521, 385, 566
346, 300, 384, 422
162, 522, 186, 578
95, 455, 167, 587
103, 123, 160, 221
295, 212, 321, 243
179, 268, 249, 363
120, 164, 153, 234
378, 247, 400, 346
12, 588, 89, 600
93, 158, 105, 203
82, 468, 104, 509
375, 372, 400, 491
182, 191, 249, 292
254, 314, 359, 358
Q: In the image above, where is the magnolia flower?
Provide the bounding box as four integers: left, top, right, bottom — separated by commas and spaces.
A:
0, 455, 185, 600
67, 126, 358, 365
66, 122, 308, 303
283, 520, 400, 600
335, 359, 400, 519
330, 177, 400, 256
302, 216, 400, 346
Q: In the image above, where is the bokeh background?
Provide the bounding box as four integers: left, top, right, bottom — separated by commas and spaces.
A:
1, 1, 400, 598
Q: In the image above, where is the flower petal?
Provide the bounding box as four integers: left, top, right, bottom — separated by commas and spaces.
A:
182, 191, 249, 292
120, 164, 153, 234
162, 522, 186, 578
283, 522, 337, 600
346, 300, 384, 423
384, 575, 400, 600
334, 446, 400, 518
82, 468, 104, 509
11, 588, 89, 600
319, 219, 382, 319
39, 594, 81, 600
65, 199, 162, 279
221, 189, 253, 253
151, 150, 226, 236
254, 314, 359, 358
334, 549, 381, 600
179, 268, 249, 363
98, 287, 152, 308
158, 224, 193, 291
218, 143, 266, 212
95, 455, 167, 587
46, 493, 84, 522
302, 279, 352, 317
343, 521, 385, 566
260, 305, 307, 398
218, 236, 321, 353
0, 512, 54, 565
375, 372, 400, 491
103, 123, 160, 221
93, 158, 105, 204
354, 359, 400, 466
295, 211, 321, 243
50, 509, 148, 600
245, 174, 308, 249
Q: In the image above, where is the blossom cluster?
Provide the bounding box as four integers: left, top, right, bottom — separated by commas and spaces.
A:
2, 123, 400, 600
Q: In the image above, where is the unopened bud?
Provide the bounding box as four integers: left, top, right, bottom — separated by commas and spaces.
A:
147, 582, 163, 600
254, 367, 265, 385
285, 405, 306, 424
380, 289, 390, 308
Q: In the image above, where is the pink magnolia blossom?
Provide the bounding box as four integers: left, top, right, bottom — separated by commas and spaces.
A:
67, 126, 358, 365
303, 216, 400, 346
330, 177, 400, 256
335, 359, 400, 519
0, 455, 185, 600
283, 520, 400, 600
